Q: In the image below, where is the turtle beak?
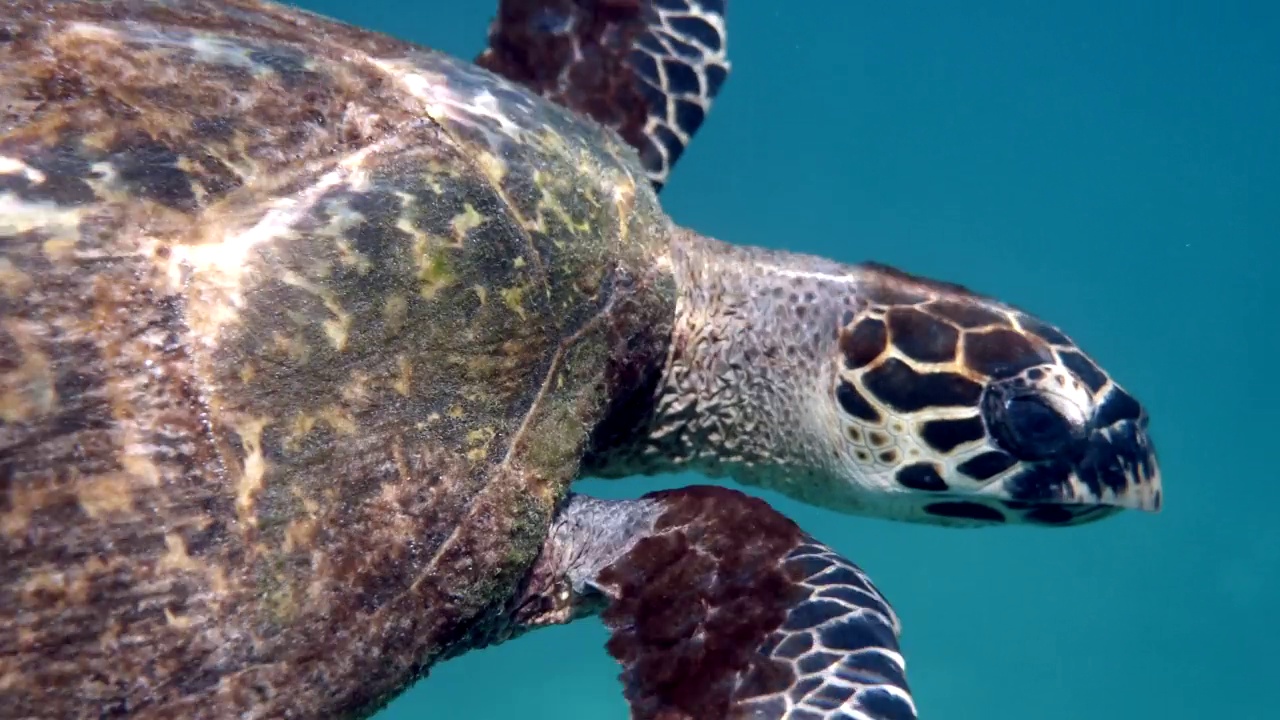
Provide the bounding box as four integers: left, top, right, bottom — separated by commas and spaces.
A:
998, 389, 1161, 525
1071, 416, 1162, 513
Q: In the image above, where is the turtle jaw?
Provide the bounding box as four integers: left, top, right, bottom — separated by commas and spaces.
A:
974, 366, 1163, 524
993, 412, 1162, 524
1085, 416, 1163, 514
834, 405, 1164, 529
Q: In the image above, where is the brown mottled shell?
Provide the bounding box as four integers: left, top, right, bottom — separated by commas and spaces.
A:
0, 1, 674, 717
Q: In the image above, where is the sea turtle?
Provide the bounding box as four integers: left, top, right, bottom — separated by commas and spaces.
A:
0, 0, 1162, 718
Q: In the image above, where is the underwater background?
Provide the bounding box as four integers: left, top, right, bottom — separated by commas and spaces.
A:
288, 1, 1276, 718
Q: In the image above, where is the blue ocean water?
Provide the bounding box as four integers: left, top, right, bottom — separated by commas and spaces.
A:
289, 2, 1278, 718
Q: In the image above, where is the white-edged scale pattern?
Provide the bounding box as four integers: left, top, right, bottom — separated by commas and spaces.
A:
734, 542, 918, 720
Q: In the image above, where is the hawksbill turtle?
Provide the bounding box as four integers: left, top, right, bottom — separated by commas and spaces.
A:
0, 0, 1162, 718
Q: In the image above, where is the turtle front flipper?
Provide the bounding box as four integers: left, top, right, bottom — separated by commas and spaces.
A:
513, 487, 917, 720
476, 0, 730, 191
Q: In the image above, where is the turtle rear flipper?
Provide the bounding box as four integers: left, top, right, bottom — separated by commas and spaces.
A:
477, 0, 730, 191
514, 487, 918, 720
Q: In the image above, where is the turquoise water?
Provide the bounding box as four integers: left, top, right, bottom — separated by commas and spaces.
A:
291, 2, 1277, 718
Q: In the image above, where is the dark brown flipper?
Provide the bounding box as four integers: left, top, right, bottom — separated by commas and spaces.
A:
476, 0, 730, 191
515, 487, 918, 720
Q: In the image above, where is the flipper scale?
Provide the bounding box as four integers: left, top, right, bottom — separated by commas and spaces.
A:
477, 0, 730, 190
514, 487, 917, 720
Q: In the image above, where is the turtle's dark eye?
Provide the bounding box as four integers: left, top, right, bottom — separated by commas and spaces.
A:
986, 393, 1083, 461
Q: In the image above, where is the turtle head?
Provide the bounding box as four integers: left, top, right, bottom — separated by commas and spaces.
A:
823, 262, 1161, 527
602, 235, 1159, 529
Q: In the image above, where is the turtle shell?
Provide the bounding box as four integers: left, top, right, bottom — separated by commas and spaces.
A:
0, 0, 675, 716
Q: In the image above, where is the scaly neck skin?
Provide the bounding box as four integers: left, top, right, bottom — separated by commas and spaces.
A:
584, 227, 854, 501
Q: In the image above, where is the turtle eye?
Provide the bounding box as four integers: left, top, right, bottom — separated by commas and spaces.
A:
987, 393, 1084, 462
